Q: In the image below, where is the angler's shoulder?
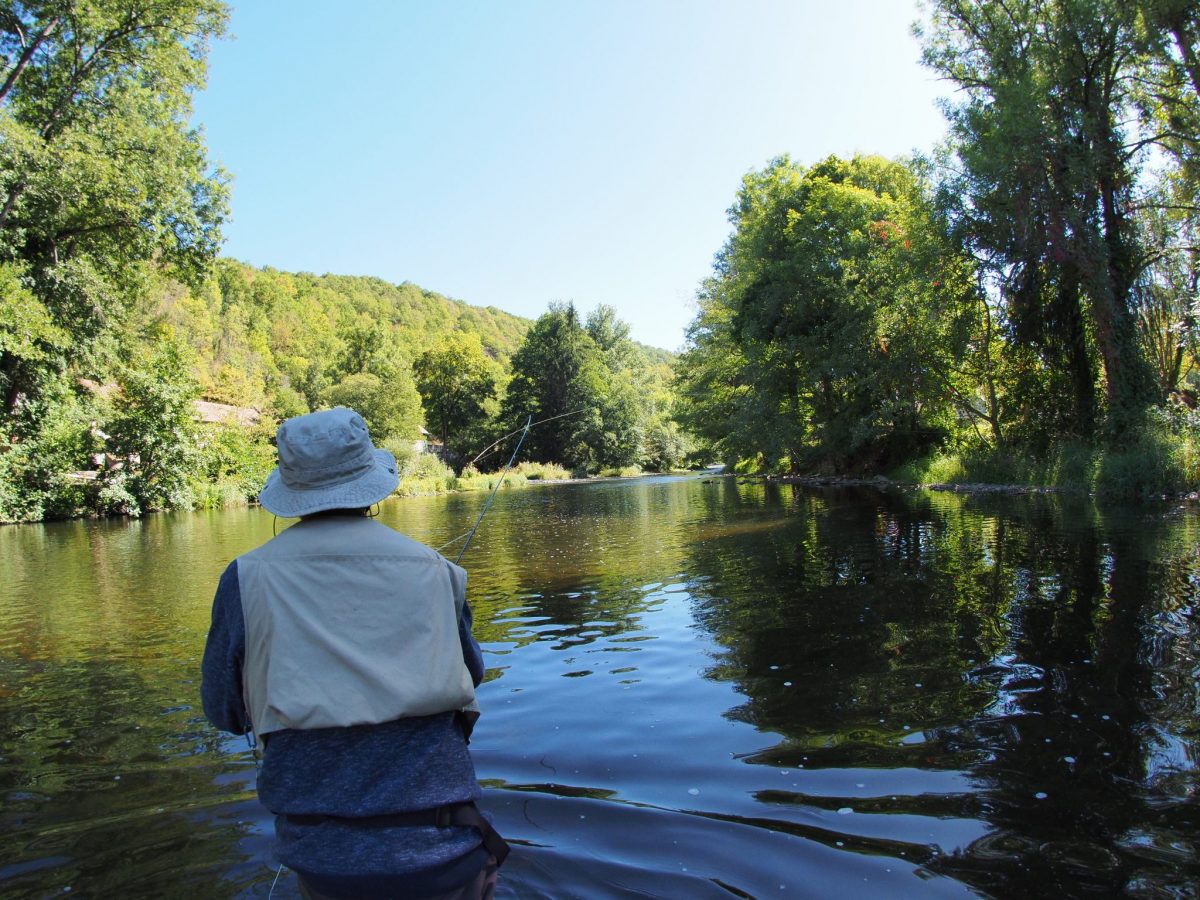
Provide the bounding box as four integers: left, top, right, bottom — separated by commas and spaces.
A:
366, 520, 461, 567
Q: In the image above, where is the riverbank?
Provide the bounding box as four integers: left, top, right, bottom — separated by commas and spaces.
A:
0, 455, 688, 524
395, 460, 679, 499
758, 472, 1199, 502
728, 436, 1200, 503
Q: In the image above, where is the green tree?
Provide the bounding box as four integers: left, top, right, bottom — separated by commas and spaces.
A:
1130, 0, 1200, 187
0, 0, 229, 416
1131, 185, 1200, 398
642, 419, 691, 471
414, 331, 501, 463
678, 155, 979, 473
321, 371, 422, 443
102, 336, 200, 513
920, 0, 1159, 435
502, 302, 643, 471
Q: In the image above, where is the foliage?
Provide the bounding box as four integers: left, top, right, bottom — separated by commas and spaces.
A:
641, 419, 691, 471
194, 418, 276, 505
0, 0, 230, 417
598, 465, 642, 478
891, 425, 1200, 500
920, 0, 1163, 435
0, 374, 94, 521
321, 371, 422, 442
501, 302, 649, 473
454, 466, 528, 493
414, 330, 502, 465
512, 460, 570, 481
394, 452, 456, 497
1131, 181, 1200, 398
101, 337, 200, 513
676, 154, 980, 474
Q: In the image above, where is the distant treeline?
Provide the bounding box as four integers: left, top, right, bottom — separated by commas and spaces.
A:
2, 247, 686, 521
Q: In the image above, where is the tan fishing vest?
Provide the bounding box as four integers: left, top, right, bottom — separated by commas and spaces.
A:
237, 516, 476, 737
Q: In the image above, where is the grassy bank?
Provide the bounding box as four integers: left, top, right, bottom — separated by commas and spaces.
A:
395, 456, 575, 497
888, 419, 1200, 501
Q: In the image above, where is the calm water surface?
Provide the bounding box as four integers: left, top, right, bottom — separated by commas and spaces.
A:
2, 476, 1199, 897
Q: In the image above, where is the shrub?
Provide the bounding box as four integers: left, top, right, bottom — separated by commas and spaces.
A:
395, 452, 456, 496
598, 465, 642, 478
513, 461, 570, 481
194, 420, 275, 504
1094, 425, 1199, 500
454, 467, 528, 492
380, 438, 421, 478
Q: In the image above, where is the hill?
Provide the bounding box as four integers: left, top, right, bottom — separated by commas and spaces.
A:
162, 260, 672, 413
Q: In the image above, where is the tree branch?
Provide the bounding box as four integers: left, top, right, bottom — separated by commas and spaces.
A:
0, 15, 58, 105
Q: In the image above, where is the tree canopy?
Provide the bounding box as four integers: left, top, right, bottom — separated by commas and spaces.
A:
677, 154, 980, 472
0, 0, 230, 415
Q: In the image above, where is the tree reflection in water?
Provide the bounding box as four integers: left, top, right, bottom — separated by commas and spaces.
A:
683, 484, 1200, 896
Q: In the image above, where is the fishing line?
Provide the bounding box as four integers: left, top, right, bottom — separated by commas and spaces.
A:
267, 862, 285, 898
437, 408, 589, 558
465, 408, 589, 470
453, 415, 531, 564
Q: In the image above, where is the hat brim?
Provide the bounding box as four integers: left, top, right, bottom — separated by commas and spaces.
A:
258, 448, 399, 518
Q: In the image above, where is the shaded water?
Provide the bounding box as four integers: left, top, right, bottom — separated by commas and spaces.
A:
2, 475, 1199, 897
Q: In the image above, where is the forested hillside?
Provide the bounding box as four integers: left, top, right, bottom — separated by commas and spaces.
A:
165, 260, 532, 415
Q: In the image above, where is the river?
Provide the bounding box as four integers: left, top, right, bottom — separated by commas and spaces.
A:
1, 475, 1198, 897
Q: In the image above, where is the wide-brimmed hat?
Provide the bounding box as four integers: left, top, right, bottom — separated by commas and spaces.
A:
258, 407, 398, 517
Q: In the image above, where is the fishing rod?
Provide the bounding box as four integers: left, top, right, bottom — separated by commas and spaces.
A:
438, 408, 589, 562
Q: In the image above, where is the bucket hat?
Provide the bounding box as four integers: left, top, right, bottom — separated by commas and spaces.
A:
258, 407, 398, 517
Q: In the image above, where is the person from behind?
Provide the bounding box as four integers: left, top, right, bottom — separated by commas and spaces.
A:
201, 406, 507, 899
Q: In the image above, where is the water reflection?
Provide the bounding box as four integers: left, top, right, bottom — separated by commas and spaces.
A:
1, 479, 1198, 896
678, 484, 1200, 896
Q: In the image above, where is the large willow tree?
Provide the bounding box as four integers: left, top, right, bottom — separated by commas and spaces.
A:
918, 0, 1196, 435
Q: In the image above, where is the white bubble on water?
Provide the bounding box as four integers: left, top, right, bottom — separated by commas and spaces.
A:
837, 807, 853, 815
688, 788, 700, 796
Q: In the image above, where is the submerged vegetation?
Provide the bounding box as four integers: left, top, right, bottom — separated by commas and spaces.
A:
2, 0, 1199, 522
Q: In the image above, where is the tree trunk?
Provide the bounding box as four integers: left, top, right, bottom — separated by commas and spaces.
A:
1061, 276, 1098, 437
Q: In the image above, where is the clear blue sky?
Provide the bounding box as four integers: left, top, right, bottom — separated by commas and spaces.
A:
193, 1, 950, 351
